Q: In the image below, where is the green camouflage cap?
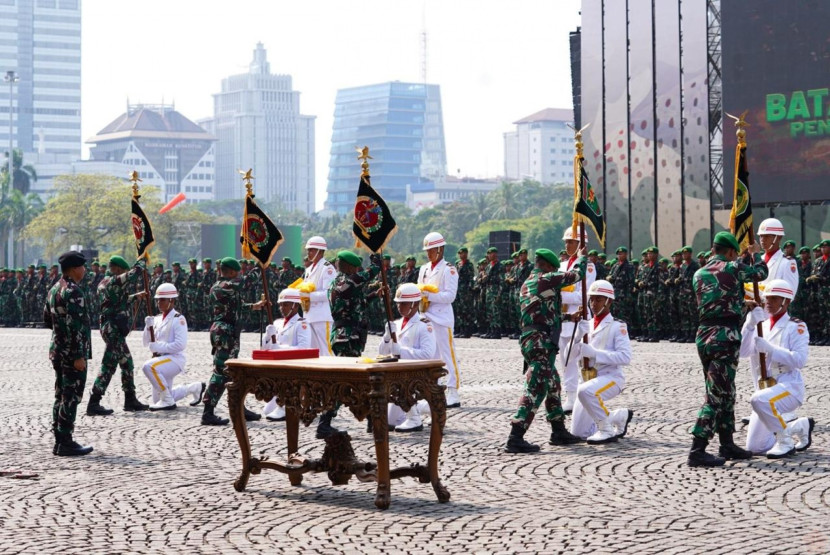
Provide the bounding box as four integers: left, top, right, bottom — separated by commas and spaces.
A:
598, 253, 607, 260
336, 250, 362, 267
681, 246, 693, 253
615, 246, 628, 254
219, 257, 240, 271
534, 248, 560, 269
203, 257, 212, 263
109, 256, 129, 270
646, 246, 659, 254
588, 249, 598, 256
781, 240, 796, 248
799, 246, 810, 254
713, 231, 740, 252
671, 250, 681, 257
659, 257, 669, 264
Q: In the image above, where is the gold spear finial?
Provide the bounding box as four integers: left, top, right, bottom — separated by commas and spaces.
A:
726, 111, 750, 147
567, 123, 591, 158
129, 170, 142, 199
356, 146, 372, 177
238, 168, 254, 197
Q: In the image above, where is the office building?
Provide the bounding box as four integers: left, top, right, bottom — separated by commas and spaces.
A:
326, 81, 447, 215
504, 108, 575, 184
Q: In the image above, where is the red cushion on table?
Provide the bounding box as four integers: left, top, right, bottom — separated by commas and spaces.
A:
252, 348, 320, 360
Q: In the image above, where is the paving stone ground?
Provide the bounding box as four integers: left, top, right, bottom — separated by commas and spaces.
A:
1, 328, 829, 554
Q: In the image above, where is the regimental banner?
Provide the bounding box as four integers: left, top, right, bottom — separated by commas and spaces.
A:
729, 144, 754, 250
573, 156, 606, 248
353, 174, 398, 253
241, 195, 283, 267
131, 198, 155, 258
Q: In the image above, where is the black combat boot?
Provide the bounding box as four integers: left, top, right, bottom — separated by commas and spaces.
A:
201, 404, 229, 426
54, 433, 93, 457
548, 419, 584, 445
316, 410, 340, 439
688, 436, 725, 467
244, 407, 261, 422
86, 391, 114, 416
718, 431, 753, 460
123, 391, 149, 412
504, 423, 540, 453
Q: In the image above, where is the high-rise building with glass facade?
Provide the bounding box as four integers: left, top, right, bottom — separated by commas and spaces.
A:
0, 0, 82, 159
325, 81, 447, 215
203, 43, 315, 214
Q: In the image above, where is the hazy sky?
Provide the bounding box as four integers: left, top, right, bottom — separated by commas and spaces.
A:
81, 0, 581, 210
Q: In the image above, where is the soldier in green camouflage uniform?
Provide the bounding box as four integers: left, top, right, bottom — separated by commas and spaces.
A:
790, 246, 812, 323
511, 249, 533, 340
504, 247, 586, 453
678, 246, 700, 343
665, 252, 682, 341
453, 247, 474, 338
483, 247, 504, 338
198, 258, 218, 331
201, 257, 266, 426
87, 256, 150, 415
608, 247, 635, 327
688, 232, 767, 467
471, 258, 487, 336
502, 259, 516, 337
329, 251, 381, 357
588, 250, 607, 281
805, 240, 830, 345
184, 258, 202, 330
47, 251, 94, 456
637, 247, 661, 342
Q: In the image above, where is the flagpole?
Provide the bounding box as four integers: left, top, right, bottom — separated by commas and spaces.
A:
732, 116, 771, 389
240, 170, 276, 345
574, 132, 590, 375
130, 171, 154, 343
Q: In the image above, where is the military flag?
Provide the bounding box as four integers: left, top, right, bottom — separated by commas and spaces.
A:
729, 142, 753, 251
241, 194, 283, 268
131, 198, 155, 259
572, 155, 606, 248
353, 151, 397, 253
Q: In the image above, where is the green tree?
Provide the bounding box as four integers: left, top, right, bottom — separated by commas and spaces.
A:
1, 148, 37, 194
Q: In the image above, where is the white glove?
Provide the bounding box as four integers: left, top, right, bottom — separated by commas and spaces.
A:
577, 319, 591, 339
754, 336, 774, 355
144, 316, 155, 329
148, 342, 160, 353
390, 341, 401, 357
580, 342, 597, 360
747, 307, 767, 327
383, 321, 397, 343
264, 325, 278, 348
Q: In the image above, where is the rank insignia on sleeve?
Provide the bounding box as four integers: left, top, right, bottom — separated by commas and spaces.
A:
620, 328, 627, 335
791, 263, 796, 273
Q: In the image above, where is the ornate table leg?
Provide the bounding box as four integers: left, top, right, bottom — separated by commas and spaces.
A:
369, 374, 391, 509
227, 379, 252, 492
285, 406, 303, 486
425, 379, 451, 503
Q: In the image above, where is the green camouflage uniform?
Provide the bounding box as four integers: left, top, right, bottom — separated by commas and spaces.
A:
48, 276, 92, 441
807, 256, 830, 342
512, 260, 533, 337
199, 268, 218, 329
690, 253, 767, 439
93, 262, 145, 397
609, 260, 635, 326
452, 259, 474, 335
790, 257, 811, 322
203, 277, 254, 408
638, 262, 660, 337
664, 264, 680, 339
678, 259, 700, 339
329, 256, 381, 356
484, 260, 504, 334
511, 258, 586, 429
184, 267, 202, 328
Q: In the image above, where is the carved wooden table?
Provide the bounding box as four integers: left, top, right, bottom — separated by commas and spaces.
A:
224, 357, 451, 510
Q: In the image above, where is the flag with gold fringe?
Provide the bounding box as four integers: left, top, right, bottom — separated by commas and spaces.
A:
240, 194, 283, 268
131, 198, 155, 259
572, 155, 606, 248
729, 142, 753, 250
353, 172, 397, 253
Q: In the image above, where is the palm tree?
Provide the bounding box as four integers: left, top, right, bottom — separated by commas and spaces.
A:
489, 182, 520, 220
0, 150, 40, 266
2, 148, 37, 195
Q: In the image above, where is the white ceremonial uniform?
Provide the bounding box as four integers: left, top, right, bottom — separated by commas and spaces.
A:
262, 314, 312, 417
558, 256, 596, 398
570, 313, 632, 439
303, 258, 336, 356
381, 315, 437, 427
417, 259, 460, 391
745, 249, 799, 303
142, 310, 199, 405
740, 312, 810, 453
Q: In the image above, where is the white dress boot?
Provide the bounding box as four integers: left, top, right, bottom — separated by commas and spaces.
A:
793, 417, 815, 452
396, 405, 424, 433
188, 382, 205, 407
265, 404, 286, 422
610, 408, 634, 438
149, 388, 176, 411
586, 418, 618, 444
765, 426, 796, 459
446, 387, 460, 408
562, 390, 577, 413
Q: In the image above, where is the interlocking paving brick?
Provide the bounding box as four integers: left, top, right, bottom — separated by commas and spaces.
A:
0, 329, 828, 553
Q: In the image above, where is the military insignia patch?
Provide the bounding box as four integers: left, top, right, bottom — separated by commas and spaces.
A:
620, 327, 627, 335
791, 263, 796, 273
797, 327, 804, 334
588, 267, 594, 273
427, 326, 433, 333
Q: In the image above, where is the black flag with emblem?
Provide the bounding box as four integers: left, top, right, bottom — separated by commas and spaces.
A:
572, 156, 606, 248
241, 195, 283, 268
131, 198, 155, 258
353, 173, 398, 253
729, 144, 753, 250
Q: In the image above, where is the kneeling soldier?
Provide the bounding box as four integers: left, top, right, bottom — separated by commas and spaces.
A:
141, 284, 204, 411
569, 280, 634, 443
740, 279, 814, 458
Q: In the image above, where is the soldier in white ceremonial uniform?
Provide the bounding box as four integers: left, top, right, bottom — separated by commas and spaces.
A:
140, 284, 204, 411
381, 283, 437, 432
300, 236, 335, 356
261, 288, 311, 422
569, 280, 634, 443
558, 226, 596, 413
417, 232, 462, 408
740, 279, 814, 458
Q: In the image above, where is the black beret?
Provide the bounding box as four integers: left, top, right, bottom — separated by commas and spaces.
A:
58, 251, 86, 271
